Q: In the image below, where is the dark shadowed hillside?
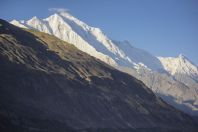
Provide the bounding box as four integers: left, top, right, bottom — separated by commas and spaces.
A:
0, 19, 197, 132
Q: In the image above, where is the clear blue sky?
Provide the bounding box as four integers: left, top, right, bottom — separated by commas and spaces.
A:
1, 0, 198, 65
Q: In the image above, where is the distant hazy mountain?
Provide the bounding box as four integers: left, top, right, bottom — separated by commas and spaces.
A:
10, 12, 198, 116
2, 19, 198, 131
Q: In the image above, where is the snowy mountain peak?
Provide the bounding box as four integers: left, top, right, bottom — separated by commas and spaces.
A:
52, 13, 61, 17
45, 13, 64, 23
158, 55, 198, 90
27, 16, 41, 24
158, 55, 198, 74
48, 13, 62, 19
59, 12, 91, 31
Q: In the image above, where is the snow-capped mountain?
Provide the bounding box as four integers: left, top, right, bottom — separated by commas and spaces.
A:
159, 55, 198, 97
10, 12, 162, 70
10, 12, 198, 116
159, 54, 198, 89
11, 13, 131, 67
159, 54, 198, 77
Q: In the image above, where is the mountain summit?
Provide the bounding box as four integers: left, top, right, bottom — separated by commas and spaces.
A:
159, 54, 198, 76
159, 55, 198, 97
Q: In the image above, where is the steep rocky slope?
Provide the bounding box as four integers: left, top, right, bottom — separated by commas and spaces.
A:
0, 19, 197, 131
119, 65, 198, 116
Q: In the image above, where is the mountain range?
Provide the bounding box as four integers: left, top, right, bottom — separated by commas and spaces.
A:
2, 19, 198, 131
10, 12, 198, 116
